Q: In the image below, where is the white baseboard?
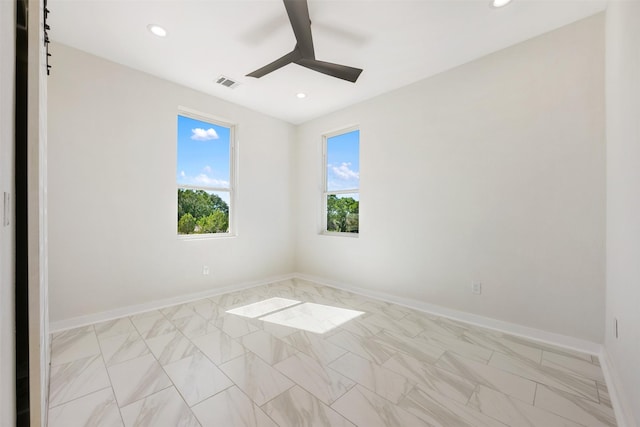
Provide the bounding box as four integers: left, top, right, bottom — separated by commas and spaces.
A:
51, 270, 603, 355
49, 273, 297, 333
599, 349, 637, 427
294, 273, 602, 356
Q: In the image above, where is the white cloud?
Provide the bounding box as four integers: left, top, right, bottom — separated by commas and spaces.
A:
180, 171, 186, 178
193, 173, 229, 188
191, 128, 219, 141
203, 165, 212, 174
331, 162, 359, 180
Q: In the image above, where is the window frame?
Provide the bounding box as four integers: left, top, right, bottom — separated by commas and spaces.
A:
177, 107, 237, 239
321, 125, 360, 237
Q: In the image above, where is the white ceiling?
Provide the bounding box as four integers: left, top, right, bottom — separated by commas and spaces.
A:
49, 0, 606, 124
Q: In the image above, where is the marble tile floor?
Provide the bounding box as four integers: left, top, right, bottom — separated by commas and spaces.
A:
47, 279, 617, 427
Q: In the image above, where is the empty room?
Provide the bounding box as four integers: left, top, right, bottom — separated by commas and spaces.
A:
1, 0, 639, 426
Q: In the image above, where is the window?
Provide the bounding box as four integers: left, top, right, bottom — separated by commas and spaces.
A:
323, 128, 359, 234
177, 111, 235, 235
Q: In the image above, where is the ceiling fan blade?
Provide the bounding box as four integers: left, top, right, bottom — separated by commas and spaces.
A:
246, 49, 302, 78
283, 0, 315, 58
296, 58, 363, 83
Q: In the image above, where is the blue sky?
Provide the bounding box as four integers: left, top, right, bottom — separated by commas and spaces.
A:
177, 115, 231, 189
327, 129, 360, 192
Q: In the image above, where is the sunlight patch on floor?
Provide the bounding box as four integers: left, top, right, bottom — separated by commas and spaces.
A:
225, 297, 301, 319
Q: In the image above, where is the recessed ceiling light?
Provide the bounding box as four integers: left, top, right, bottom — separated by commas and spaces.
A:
296, 93, 307, 99
147, 24, 167, 37
491, 0, 512, 7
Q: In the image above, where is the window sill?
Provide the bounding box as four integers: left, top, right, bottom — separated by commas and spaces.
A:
178, 233, 236, 241
320, 231, 359, 238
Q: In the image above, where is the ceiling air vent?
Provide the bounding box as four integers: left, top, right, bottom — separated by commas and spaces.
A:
215, 75, 240, 89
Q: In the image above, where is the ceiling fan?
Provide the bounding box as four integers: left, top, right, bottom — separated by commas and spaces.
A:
246, 0, 363, 83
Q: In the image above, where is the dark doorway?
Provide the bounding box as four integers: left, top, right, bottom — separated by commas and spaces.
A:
15, 0, 30, 424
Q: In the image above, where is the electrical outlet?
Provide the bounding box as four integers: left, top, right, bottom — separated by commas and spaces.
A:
471, 281, 482, 295
202, 266, 210, 275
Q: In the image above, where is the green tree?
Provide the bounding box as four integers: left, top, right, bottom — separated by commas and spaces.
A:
208, 192, 229, 215
178, 189, 230, 234
327, 195, 359, 233
178, 213, 196, 234
196, 211, 229, 233
178, 189, 229, 220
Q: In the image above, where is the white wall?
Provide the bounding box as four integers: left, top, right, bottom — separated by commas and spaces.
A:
28, 0, 50, 422
295, 14, 605, 342
0, 0, 16, 425
48, 43, 296, 322
605, 1, 640, 425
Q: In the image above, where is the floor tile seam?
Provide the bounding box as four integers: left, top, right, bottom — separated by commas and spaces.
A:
96, 343, 115, 390
328, 383, 412, 422
49, 351, 104, 369
49, 330, 102, 366
159, 304, 186, 326
324, 331, 369, 356
470, 383, 599, 427
400, 363, 480, 407
180, 377, 237, 409
254, 381, 297, 409
97, 329, 149, 368
273, 353, 358, 406
539, 357, 606, 383
92, 347, 127, 427
419, 338, 495, 365
47, 385, 114, 411
531, 385, 607, 419
95, 327, 141, 345
101, 337, 155, 370
96, 338, 124, 412
486, 349, 497, 365
101, 345, 144, 411
141, 327, 193, 356
128, 312, 157, 340
464, 393, 525, 427
233, 385, 284, 427
155, 350, 218, 412
160, 343, 240, 408
405, 381, 492, 424
397, 361, 480, 406
368, 331, 428, 363
210, 349, 282, 406
448, 395, 504, 427
130, 330, 199, 412
384, 349, 456, 366
187, 327, 244, 365
464, 382, 481, 407
434, 351, 538, 406
168, 313, 209, 333
596, 383, 608, 407
427, 329, 500, 350
326, 361, 414, 406
523, 367, 601, 403
530, 388, 610, 427
486, 355, 601, 399
239, 337, 300, 367
116, 384, 175, 413
216, 345, 250, 368
533, 382, 615, 413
